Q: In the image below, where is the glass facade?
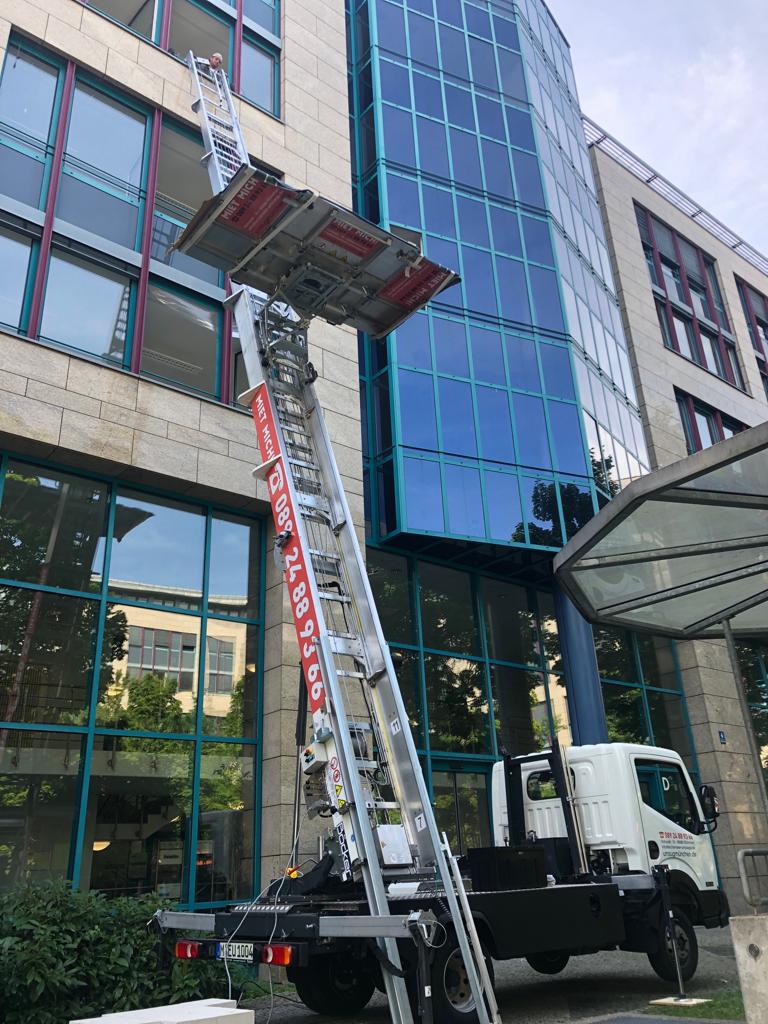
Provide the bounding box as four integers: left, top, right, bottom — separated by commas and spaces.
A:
0, 456, 264, 904
736, 641, 768, 793
351, 0, 648, 553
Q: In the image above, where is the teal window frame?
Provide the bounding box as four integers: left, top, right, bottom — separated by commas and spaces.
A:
0, 451, 266, 908
239, 31, 280, 117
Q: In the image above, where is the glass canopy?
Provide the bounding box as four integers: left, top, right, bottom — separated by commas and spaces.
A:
553, 422, 768, 638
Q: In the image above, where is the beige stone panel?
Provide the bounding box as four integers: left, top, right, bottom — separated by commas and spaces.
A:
0, 19, 11, 51
137, 39, 189, 89
162, 80, 199, 127
100, 402, 167, 439
0, 390, 61, 447
196, 447, 257, 498
105, 47, 163, 105
27, 378, 101, 418
317, 144, 353, 185
283, 81, 319, 120
32, 0, 81, 27
45, 15, 107, 73
281, 39, 317, 79
0, 369, 27, 396
132, 428, 198, 483
228, 439, 260, 464
0, 0, 47, 38
137, 380, 200, 429
59, 408, 133, 463
0, 333, 69, 388
81, 8, 138, 61
303, 162, 352, 206
199, 402, 256, 445
261, 136, 306, 187
168, 421, 229, 456
67, 358, 138, 410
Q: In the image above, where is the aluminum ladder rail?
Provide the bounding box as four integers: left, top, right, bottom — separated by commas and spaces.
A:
185, 53, 499, 1024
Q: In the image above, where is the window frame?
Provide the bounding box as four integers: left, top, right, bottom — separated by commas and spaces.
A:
676, 389, 746, 454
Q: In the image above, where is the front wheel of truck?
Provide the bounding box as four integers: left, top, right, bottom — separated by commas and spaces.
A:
647, 908, 698, 983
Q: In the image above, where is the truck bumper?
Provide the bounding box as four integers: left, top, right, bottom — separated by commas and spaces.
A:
700, 888, 730, 928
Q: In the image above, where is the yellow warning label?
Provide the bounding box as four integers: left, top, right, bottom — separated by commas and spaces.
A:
335, 784, 343, 797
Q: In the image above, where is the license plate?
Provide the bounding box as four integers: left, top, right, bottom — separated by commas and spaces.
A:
216, 941, 254, 962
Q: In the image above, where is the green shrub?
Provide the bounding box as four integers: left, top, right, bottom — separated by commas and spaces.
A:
0, 881, 226, 1024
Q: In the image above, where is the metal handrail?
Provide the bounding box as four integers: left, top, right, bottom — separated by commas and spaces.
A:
737, 848, 768, 911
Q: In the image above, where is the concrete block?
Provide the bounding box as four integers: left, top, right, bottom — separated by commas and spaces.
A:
68, 359, 138, 410
71, 998, 253, 1023
731, 914, 768, 1024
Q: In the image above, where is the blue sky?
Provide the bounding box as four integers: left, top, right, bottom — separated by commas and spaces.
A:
551, 0, 768, 252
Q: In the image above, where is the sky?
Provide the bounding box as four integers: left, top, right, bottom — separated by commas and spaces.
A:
549, 0, 768, 253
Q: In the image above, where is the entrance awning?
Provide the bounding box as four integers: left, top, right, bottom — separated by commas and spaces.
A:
553, 422, 768, 639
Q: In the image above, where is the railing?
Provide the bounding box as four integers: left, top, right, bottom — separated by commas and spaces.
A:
737, 848, 768, 911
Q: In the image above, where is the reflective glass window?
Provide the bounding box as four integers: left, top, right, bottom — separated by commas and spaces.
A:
208, 513, 261, 620
425, 654, 490, 753
413, 73, 443, 118
481, 138, 513, 198
493, 15, 519, 50
380, 61, 411, 106
445, 85, 474, 130
522, 217, 554, 265
396, 314, 431, 369
432, 770, 490, 855
470, 326, 505, 384
482, 579, 536, 664
384, 105, 416, 166
404, 458, 443, 531
169, 0, 231, 68
462, 248, 497, 317
522, 477, 562, 546
0, 228, 32, 331
0, 730, 82, 889
490, 206, 522, 256
0, 586, 98, 725
450, 128, 482, 189
548, 401, 587, 475
367, 548, 414, 644
203, 624, 258, 737
438, 24, 469, 78
469, 37, 497, 91
408, 12, 438, 66
646, 691, 693, 766
422, 186, 455, 237
417, 118, 449, 177
439, 379, 476, 458
540, 344, 575, 400
496, 257, 530, 323
59, 84, 146, 248
241, 40, 276, 113
196, 742, 255, 901
506, 106, 535, 150
530, 266, 565, 332
660, 259, 685, 302
398, 369, 437, 449
498, 50, 526, 101
109, 490, 206, 608
445, 463, 484, 537
142, 283, 219, 395
476, 95, 505, 139
512, 151, 545, 208
0, 50, 58, 208
40, 251, 131, 364
83, 736, 193, 897
603, 683, 648, 744
456, 196, 489, 247
485, 471, 522, 543
477, 387, 514, 463
0, 462, 108, 592
419, 561, 479, 654
491, 666, 546, 753
85, 0, 158, 39
513, 395, 550, 469
559, 481, 594, 539
506, 335, 540, 391
672, 314, 695, 361
434, 318, 469, 376
594, 625, 636, 682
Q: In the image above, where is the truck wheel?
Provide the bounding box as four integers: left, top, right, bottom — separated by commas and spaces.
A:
647, 909, 698, 983
525, 951, 570, 975
292, 957, 375, 1016
430, 932, 495, 1023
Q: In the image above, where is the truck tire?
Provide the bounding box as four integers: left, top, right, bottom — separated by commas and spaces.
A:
647, 909, 698, 983
292, 956, 375, 1016
429, 931, 495, 1023
525, 951, 570, 975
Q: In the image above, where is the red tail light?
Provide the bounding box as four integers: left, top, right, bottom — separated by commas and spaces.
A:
175, 940, 201, 959
262, 944, 293, 966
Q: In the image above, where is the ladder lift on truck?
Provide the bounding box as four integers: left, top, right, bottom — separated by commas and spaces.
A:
152, 52, 500, 1024
154, 55, 730, 1024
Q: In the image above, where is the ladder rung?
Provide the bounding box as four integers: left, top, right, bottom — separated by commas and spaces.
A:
309, 548, 341, 563
288, 457, 319, 472
337, 669, 366, 679
328, 634, 365, 659
297, 496, 330, 515
318, 589, 350, 603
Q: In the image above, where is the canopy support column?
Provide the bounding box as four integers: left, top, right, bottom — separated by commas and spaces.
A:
721, 618, 768, 822
555, 584, 608, 745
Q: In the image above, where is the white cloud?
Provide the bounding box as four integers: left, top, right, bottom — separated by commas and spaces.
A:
549, 0, 768, 251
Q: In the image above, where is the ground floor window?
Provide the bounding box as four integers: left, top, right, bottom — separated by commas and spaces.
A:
0, 454, 265, 906
736, 641, 768, 792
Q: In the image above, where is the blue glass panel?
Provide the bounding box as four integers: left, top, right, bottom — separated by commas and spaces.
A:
522, 476, 563, 546
456, 196, 489, 247
540, 344, 575, 400
435, 0, 462, 26
498, 50, 527, 101
377, 0, 407, 53
469, 38, 497, 91
445, 84, 475, 129
422, 185, 455, 236
465, 6, 491, 37
408, 12, 438, 66
417, 118, 450, 176
408, 0, 433, 13
380, 60, 412, 106
384, 105, 416, 164
438, 24, 469, 79
530, 265, 565, 332
512, 151, 545, 208
506, 106, 536, 151
506, 335, 540, 391
426, 236, 459, 277
439, 378, 476, 457
462, 248, 497, 317
413, 72, 444, 117
490, 206, 522, 256
560, 480, 595, 540
396, 313, 431, 369
513, 394, 551, 469
445, 464, 484, 537
548, 401, 588, 475
404, 458, 444, 531
450, 128, 482, 188
496, 256, 530, 323
434, 318, 469, 375
470, 326, 505, 384
398, 369, 437, 448
387, 173, 421, 228
476, 96, 505, 140
485, 472, 523, 543
477, 387, 514, 462
481, 139, 513, 198
522, 216, 553, 265
493, 15, 519, 50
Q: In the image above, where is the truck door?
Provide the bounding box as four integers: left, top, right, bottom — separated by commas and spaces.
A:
633, 757, 717, 889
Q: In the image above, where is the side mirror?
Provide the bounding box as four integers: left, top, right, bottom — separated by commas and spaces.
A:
699, 784, 720, 823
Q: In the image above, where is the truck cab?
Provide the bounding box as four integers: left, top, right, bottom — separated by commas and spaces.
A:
492, 743, 726, 929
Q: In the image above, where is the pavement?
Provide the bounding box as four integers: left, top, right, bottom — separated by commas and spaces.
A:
246, 925, 740, 1023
